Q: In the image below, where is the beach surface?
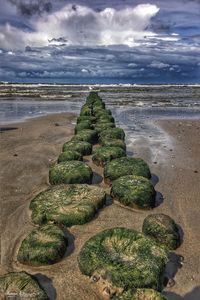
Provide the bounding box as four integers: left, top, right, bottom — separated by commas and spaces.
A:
0, 113, 200, 300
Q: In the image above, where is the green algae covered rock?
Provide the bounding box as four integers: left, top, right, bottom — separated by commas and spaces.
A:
99, 128, 125, 142
72, 129, 98, 144
0, 272, 48, 300
62, 140, 92, 155
74, 121, 92, 133
17, 225, 67, 265
97, 114, 115, 123
112, 289, 166, 300
58, 150, 82, 163
92, 146, 126, 167
93, 107, 111, 117
104, 157, 151, 184
77, 115, 96, 124
30, 184, 106, 226
142, 214, 181, 250
100, 138, 126, 151
49, 161, 93, 185
111, 175, 156, 209
86, 91, 102, 106
95, 122, 115, 133
78, 227, 168, 291
80, 104, 92, 116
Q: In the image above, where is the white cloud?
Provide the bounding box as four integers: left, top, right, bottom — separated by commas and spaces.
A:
0, 3, 160, 50
149, 61, 170, 69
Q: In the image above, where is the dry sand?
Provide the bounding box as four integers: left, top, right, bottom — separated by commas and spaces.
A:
0, 113, 200, 300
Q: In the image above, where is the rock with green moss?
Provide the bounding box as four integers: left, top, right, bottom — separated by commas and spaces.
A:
104, 157, 151, 184
100, 138, 126, 151
17, 225, 67, 265
86, 91, 101, 106
93, 107, 111, 117
97, 114, 115, 123
77, 116, 96, 124
58, 150, 82, 163
95, 122, 115, 133
49, 161, 93, 185
80, 104, 92, 116
92, 146, 126, 167
112, 289, 166, 300
72, 129, 98, 144
142, 214, 181, 250
111, 175, 156, 209
62, 140, 92, 155
74, 121, 92, 133
0, 272, 48, 299
99, 128, 125, 142
30, 184, 106, 226
78, 227, 168, 292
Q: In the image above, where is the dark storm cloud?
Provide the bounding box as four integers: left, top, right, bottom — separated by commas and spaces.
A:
8, 0, 53, 16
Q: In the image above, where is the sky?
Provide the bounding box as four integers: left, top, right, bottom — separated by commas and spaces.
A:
0, 0, 200, 84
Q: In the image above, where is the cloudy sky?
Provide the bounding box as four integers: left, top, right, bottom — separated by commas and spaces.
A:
0, 0, 200, 83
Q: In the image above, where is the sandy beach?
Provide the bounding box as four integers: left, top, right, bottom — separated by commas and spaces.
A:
0, 113, 200, 300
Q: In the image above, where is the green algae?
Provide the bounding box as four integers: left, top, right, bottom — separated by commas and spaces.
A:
58, 150, 82, 163
92, 146, 126, 167
62, 140, 92, 155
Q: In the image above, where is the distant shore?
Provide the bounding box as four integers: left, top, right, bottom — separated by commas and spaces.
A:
0, 112, 200, 299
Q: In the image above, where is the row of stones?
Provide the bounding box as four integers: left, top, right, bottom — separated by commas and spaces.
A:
0, 92, 181, 300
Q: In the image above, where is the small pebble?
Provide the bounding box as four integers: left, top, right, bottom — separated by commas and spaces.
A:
13, 154, 18, 157
194, 170, 198, 173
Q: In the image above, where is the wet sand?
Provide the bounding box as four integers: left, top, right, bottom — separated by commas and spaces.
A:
0, 113, 200, 300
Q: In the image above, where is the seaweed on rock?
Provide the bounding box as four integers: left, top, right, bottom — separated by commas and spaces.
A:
142, 214, 181, 250
92, 146, 126, 167
111, 175, 156, 209
77, 116, 96, 124
17, 225, 67, 265
104, 157, 151, 184
99, 128, 125, 142
74, 121, 92, 133
49, 161, 93, 185
78, 227, 169, 292
0, 272, 48, 299
100, 138, 126, 151
62, 140, 92, 156
95, 122, 115, 134
30, 184, 106, 226
112, 289, 167, 300
72, 129, 98, 144
58, 150, 82, 163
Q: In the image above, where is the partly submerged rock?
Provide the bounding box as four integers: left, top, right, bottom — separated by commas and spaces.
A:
142, 214, 181, 250
49, 161, 93, 185
78, 227, 168, 291
17, 225, 67, 265
62, 140, 92, 156
30, 184, 106, 226
104, 157, 151, 184
57, 150, 82, 163
111, 175, 156, 209
0, 272, 48, 300
92, 146, 126, 167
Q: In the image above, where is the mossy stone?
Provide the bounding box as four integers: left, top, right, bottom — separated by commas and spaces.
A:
72, 129, 98, 144
49, 161, 93, 185
142, 214, 181, 250
93, 107, 111, 117
104, 157, 151, 184
77, 116, 96, 124
80, 104, 92, 116
95, 122, 115, 133
99, 128, 125, 142
92, 146, 126, 167
86, 91, 101, 105
17, 225, 67, 265
78, 227, 168, 291
75, 121, 92, 133
100, 138, 126, 151
62, 140, 92, 155
97, 114, 115, 123
111, 175, 156, 209
30, 184, 106, 226
0, 272, 48, 299
113, 289, 166, 300
58, 150, 82, 163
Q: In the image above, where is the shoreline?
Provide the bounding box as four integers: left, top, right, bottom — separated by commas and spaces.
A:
0, 113, 200, 299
